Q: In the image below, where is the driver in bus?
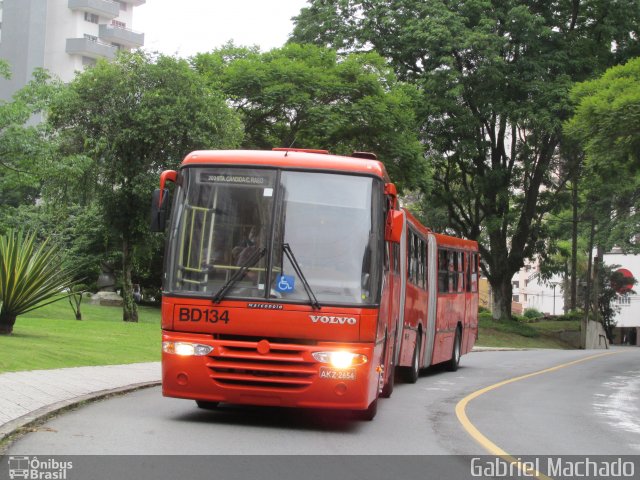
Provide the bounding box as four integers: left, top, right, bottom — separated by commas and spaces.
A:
235, 226, 261, 283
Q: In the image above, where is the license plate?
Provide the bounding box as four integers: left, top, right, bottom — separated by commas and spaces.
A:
319, 367, 356, 381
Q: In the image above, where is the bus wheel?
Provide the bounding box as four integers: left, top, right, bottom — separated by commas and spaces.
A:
354, 399, 378, 421
381, 333, 395, 398
403, 334, 421, 384
196, 400, 220, 410
446, 328, 462, 372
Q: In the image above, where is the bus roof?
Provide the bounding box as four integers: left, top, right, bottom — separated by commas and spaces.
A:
432, 232, 479, 251
181, 149, 390, 180
404, 208, 478, 251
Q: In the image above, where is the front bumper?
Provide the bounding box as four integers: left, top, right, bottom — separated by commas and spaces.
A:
162, 330, 379, 410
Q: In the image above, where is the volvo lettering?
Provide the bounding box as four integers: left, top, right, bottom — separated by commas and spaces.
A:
309, 315, 357, 325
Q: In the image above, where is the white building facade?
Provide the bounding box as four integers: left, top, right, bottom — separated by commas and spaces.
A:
512, 251, 639, 345
513, 263, 565, 316
0, 0, 145, 100
604, 251, 640, 345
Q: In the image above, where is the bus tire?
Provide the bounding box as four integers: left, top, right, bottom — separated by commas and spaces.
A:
196, 400, 220, 410
354, 398, 378, 421
403, 333, 421, 384
446, 327, 462, 372
380, 332, 395, 398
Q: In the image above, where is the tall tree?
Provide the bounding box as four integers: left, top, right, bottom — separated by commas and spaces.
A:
48, 52, 243, 322
193, 43, 427, 191
565, 56, 640, 253
292, 0, 640, 319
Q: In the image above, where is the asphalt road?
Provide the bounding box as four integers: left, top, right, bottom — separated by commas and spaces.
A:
4, 348, 640, 479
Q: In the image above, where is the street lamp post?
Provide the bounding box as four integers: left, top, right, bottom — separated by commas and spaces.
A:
550, 281, 560, 316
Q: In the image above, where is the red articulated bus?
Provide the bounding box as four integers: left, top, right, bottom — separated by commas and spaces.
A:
151, 149, 479, 420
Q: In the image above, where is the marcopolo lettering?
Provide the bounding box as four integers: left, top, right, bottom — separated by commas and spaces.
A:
309, 315, 357, 325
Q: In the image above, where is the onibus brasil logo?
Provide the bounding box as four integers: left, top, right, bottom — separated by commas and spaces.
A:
8, 456, 73, 479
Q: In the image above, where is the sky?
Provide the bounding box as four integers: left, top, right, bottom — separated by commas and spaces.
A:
135, 0, 311, 57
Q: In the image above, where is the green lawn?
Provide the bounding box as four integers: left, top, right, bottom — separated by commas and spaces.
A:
0, 299, 581, 372
476, 315, 579, 349
0, 299, 161, 373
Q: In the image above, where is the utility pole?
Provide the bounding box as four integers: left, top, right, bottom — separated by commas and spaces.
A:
582, 217, 596, 349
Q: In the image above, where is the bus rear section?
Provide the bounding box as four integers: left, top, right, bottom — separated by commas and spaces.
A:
395, 211, 479, 377
153, 150, 402, 419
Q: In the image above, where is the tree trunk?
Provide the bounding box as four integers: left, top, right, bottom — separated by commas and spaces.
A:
491, 277, 513, 321
122, 237, 139, 323
0, 310, 17, 335
570, 174, 579, 311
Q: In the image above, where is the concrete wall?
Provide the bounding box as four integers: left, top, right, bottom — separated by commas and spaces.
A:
583, 319, 609, 350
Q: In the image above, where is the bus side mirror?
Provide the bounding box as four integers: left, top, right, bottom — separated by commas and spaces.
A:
385, 210, 403, 243
150, 188, 169, 232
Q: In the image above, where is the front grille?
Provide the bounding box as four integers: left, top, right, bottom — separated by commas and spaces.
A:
207, 339, 315, 390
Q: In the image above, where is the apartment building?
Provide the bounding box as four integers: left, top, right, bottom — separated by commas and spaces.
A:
0, 0, 145, 100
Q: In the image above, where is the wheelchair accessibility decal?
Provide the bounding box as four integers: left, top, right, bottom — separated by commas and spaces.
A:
275, 274, 295, 293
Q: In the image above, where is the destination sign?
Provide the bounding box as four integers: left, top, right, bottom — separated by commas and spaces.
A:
199, 173, 270, 186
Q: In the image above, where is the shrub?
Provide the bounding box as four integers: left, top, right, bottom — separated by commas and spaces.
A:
0, 230, 77, 334
555, 310, 584, 322
524, 308, 544, 319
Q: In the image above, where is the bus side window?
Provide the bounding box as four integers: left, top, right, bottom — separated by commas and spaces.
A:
466, 252, 472, 292
413, 234, 422, 287
438, 249, 449, 293
420, 238, 427, 289
457, 251, 464, 293
384, 242, 390, 272
449, 250, 456, 293
407, 233, 413, 281
471, 253, 478, 292
393, 243, 401, 275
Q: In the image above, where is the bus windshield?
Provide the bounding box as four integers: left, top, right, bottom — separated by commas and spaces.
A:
165, 167, 383, 306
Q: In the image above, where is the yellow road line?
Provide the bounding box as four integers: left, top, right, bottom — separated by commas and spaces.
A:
455, 351, 621, 479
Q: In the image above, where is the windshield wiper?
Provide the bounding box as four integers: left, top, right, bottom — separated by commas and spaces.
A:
212, 247, 266, 304
282, 243, 321, 310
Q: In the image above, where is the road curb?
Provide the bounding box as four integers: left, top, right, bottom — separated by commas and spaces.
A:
472, 346, 531, 352
0, 381, 161, 445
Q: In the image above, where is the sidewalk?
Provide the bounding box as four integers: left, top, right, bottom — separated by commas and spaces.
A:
0, 362, 161, 441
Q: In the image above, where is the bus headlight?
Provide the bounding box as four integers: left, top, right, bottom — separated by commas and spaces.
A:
312, 351, 368, 369
162, 341, 213, 356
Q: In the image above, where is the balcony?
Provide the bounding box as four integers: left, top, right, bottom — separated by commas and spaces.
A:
68, 0, 120, 18
99, 24, 144, 48
66, 37, 117, 60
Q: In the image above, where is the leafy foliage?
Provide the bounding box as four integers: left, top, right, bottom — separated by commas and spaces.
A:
193, 43, 427, 191
0, 64, 61, 209
565, 57, 640, 252
0, 230, 77, 334
47, 52, 244, 321
523, 308, 544, 320
291, 0, 640, 319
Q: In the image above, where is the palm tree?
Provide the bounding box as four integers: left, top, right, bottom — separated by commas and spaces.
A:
0, 230, 77, 334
